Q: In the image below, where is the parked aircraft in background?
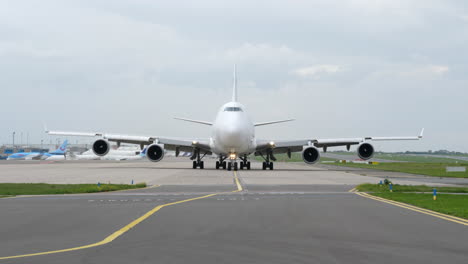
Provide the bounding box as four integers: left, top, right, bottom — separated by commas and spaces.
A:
71, 146, 147, 161
47, 67, 423, 171
7, 140, 68, 160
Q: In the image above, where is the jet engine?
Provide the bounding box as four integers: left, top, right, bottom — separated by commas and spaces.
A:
146, 144, 164, 162
302, 146, 320, 164
92, 139, 110, 156
357, 143, 374, 160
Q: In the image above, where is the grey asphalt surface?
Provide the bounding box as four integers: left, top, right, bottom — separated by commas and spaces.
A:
0, 160, 467, 263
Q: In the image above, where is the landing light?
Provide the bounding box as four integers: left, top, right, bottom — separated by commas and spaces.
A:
269, 141, 275, 146
229, 153, 237, 160
192, 141, 198, 145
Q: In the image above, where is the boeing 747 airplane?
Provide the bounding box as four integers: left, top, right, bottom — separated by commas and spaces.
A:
47, 68, 423, 171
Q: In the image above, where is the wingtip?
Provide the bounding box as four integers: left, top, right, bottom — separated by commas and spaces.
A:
43, 122, 49, 133
419, 128, 425, 138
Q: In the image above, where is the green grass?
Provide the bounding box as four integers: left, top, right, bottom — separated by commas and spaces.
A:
356, 184, 468, 219
331, 152, 466, 163
253, 153, 336, 162
0, 183, 147, 196
373, 193, 468, 219
372, 153, 466, 163
356, 183, 468, 193
330, 162, 468, 178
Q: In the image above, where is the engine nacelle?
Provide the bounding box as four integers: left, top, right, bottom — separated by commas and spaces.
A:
302, 146, 320, 164
92, 139, 110, 156
146, 144, 164, 162
357, 143, 374, 160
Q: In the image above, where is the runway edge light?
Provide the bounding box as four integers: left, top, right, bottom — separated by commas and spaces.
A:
433, 188, 437, 201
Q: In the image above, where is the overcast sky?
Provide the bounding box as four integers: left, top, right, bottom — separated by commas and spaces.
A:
1, 0, 467, 152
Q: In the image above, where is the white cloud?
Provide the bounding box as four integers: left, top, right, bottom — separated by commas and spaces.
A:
222, 43, 300, 65
292, 65, 342, 79
402, 65, 449, 77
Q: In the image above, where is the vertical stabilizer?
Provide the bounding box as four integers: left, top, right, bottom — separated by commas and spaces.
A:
50, 140, 68, 155
232, 64, 237, 102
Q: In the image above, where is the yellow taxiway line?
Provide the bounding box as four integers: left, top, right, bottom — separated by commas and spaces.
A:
233, 171, 243, 192
0, 172, 245, 260
352, 190, 468, 226
0, 192, 217, 260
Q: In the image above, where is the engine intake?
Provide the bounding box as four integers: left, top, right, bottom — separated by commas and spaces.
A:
146, 144, 164, 162
357, 143, 374, 160
92, 139, 110, 156
302, 146, 320, 164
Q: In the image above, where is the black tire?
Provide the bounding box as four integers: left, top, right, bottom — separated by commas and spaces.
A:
227, 162, 232, 171
200, 161, 204, 169
262, 162, 267, 170
240, 162, 244, 170
269, 162, 274, 170
222, 161, 227, 170
247, 162, 251, 170
193, 161, 197, 169
215, 161, 220, 169
234, 162, 238, 171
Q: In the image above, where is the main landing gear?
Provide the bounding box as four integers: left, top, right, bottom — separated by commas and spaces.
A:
191, 149, 206, 169
215, 157, 227, 170
260, 151, 275, 170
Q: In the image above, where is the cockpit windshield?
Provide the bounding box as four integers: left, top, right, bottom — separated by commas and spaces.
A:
224, 107, 243, 112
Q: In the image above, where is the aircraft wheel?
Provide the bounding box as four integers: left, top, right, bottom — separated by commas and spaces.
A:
240, 162, 244, 170
269, 162, 274, 170
247, 162, 251, 170
216, 161, 220, 169
262, 162, 267, 170
192, 161, 197, 169
227, 162, 232, 171
222, 161, 227, 170
200, 161, 204, 169
234, 162, 238, 171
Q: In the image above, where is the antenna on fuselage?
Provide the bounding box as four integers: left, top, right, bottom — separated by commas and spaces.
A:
232, 64, 237, 102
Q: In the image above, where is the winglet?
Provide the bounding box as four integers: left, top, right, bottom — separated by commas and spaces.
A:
232, 64, 237, 102
419, 128, 424, 139
43, 122, 49, 133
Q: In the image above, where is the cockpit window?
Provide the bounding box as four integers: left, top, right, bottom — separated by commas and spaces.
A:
224, 107, 243, 112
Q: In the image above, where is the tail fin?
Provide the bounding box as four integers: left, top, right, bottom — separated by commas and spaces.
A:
50, 140, 68, 155
140, 147, 147, 157
232, 64, 237, 102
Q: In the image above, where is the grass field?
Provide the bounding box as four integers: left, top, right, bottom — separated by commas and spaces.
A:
372, 154, 466, 163
372, 193, 468, 219
0, 183, 147, 196
356, 183, 468, 193
330, 162, 468, 178
331, 152, 466, 163
356, 184, 468, 219
253, 153, 336, 162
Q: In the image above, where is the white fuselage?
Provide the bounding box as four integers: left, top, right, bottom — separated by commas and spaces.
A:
210, 101, 256, 158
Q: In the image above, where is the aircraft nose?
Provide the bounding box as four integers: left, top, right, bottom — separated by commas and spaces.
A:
220, 126, 243, 147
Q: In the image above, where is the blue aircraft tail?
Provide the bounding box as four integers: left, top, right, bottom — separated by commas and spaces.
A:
140, 147, 147, 157
49, 140, 68, 155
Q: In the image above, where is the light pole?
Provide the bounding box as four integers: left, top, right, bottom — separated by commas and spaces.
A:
12, 132, 15, 147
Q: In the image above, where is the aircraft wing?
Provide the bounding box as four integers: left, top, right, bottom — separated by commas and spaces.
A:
47, 130, 212, 154
256, 129, 424, 154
